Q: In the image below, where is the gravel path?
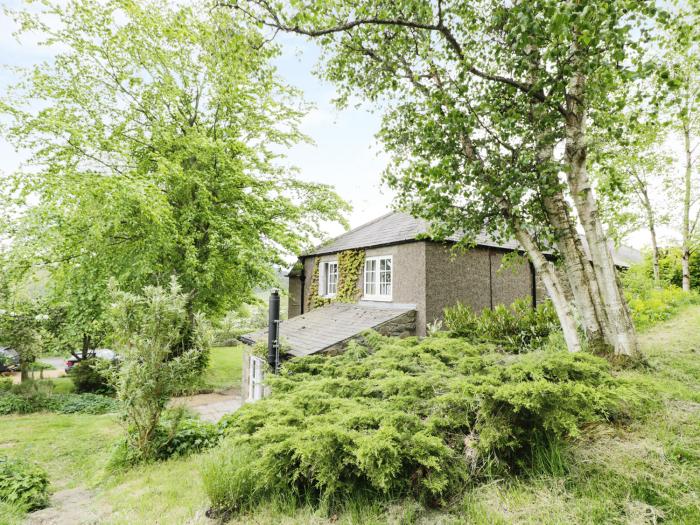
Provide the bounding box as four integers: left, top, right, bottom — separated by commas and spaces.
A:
169, 388, 243, 422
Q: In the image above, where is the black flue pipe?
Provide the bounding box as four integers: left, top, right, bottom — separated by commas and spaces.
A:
267, 289, 280, 372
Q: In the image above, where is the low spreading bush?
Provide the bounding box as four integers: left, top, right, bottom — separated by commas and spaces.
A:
0, 384, 119, 415
443, 298, 558, 350
0, 393, 33, 415
204, 333, 648, 515
110, 410, 220, 468
0, 378, 12, 392
71, 358, 115, 395
0, 457, 50, 511
155, 417, 219, 460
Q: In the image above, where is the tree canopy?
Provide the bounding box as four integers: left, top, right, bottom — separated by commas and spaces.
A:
0, 0, 349, 350
231, 0, 669, 356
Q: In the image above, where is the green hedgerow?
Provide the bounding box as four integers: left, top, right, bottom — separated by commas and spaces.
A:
0, 389, 119, 415
204, 333, 651, 516
0, 457, 50, 511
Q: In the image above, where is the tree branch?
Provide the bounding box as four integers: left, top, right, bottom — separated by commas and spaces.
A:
226, 1, 567, 115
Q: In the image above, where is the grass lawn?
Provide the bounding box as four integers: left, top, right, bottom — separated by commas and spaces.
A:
1, 313, 699, 524
201, 345, 245, 391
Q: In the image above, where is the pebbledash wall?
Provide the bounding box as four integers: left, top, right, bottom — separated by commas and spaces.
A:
289, 240, 544, 337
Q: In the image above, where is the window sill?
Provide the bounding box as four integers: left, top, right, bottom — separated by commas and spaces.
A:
362, 295, 393, 302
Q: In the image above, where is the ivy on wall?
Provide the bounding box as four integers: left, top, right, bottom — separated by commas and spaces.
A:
336, 249, 365, 302
306, 250, 366, 310
306, 257, 331, 311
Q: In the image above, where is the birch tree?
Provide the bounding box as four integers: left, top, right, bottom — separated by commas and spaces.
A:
230, 0, 665, 357
595, 125, 672, 286
660, 2, 700, 291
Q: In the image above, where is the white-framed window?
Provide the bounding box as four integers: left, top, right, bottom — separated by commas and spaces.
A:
364, 255, 392, 300
321, 261, 338, 297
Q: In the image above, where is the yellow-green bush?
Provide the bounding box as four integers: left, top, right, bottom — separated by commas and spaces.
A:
203, 333, 649, 516
622, 266, 700, 329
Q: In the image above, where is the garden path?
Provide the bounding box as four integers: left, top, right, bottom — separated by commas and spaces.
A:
169, 388, 243, 422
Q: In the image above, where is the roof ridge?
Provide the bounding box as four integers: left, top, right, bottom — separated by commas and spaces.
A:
310, 210, 399, 253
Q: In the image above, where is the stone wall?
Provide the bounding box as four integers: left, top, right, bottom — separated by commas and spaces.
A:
425, 244, 536, 326
489, 250, 533, 308
321, 310, 416, 356
288, 275, 303, 318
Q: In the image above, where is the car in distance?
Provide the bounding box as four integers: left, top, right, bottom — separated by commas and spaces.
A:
0, 347, 20, 373
64, 349, 119, 373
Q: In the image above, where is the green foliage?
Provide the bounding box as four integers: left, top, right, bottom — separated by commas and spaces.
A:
336, 250, 365, 303
306, 258, 331, 310
71, 358, 115, 395
111, 409, 220, 468
155, 416, 220, 461
105, 279, 212, 463
0, 0, 349, 343
632, 248, 700, 290
0, 379, 12, 392
0, 301, 46, 381
204, 334, 643, 515
306, 250, 366, 308
443, 299, 559, 351
0, 457, 50, 511
0, 387, 119, 415
0, 393, 33, 415
53, 393, 120, 415
233, 1, 662, 359
623, 265, 700, 329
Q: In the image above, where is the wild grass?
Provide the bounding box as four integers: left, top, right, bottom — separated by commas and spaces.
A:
212, 305, 700, 524
0, 308, 698, 524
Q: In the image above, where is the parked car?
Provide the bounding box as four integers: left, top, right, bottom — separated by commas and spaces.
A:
0, 347, 20, 373
65, 349, 119, 373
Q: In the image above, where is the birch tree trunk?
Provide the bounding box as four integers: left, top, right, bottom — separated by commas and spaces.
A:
682, 121, 692, 292
541, 191, 611, 352
638, 184, 661, 286
513, 228, 581, 352
564, 71, 639, 358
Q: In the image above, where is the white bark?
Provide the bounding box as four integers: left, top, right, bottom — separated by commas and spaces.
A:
682, 122, 692, 292
564, 71, 639, 358
513, 227, 581, 352
541, 192, 610, 352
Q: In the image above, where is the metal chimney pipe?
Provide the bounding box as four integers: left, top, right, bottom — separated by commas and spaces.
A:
267, 289, 280, 372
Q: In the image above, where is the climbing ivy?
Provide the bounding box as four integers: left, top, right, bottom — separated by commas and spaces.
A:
336, 250, 365, 302
306, 258, 331, 310
306, 250, 365, 310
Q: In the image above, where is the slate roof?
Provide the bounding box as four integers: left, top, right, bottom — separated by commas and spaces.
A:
240, 302, 415, 357
305, 211, 641, 268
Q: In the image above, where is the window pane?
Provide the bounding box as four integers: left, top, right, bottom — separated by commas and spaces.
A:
379, 257, 391, 296
329, 263, 338, 294
364, 259, 376, 295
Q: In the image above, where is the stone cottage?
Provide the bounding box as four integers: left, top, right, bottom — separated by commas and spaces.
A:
240, 211, 641, 400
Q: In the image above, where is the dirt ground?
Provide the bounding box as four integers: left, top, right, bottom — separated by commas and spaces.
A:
24, 488, 112, 525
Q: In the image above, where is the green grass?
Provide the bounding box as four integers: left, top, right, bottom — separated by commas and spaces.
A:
201, 345, 244, 391
1, 310, 699, 524
50, 376, 75, 394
